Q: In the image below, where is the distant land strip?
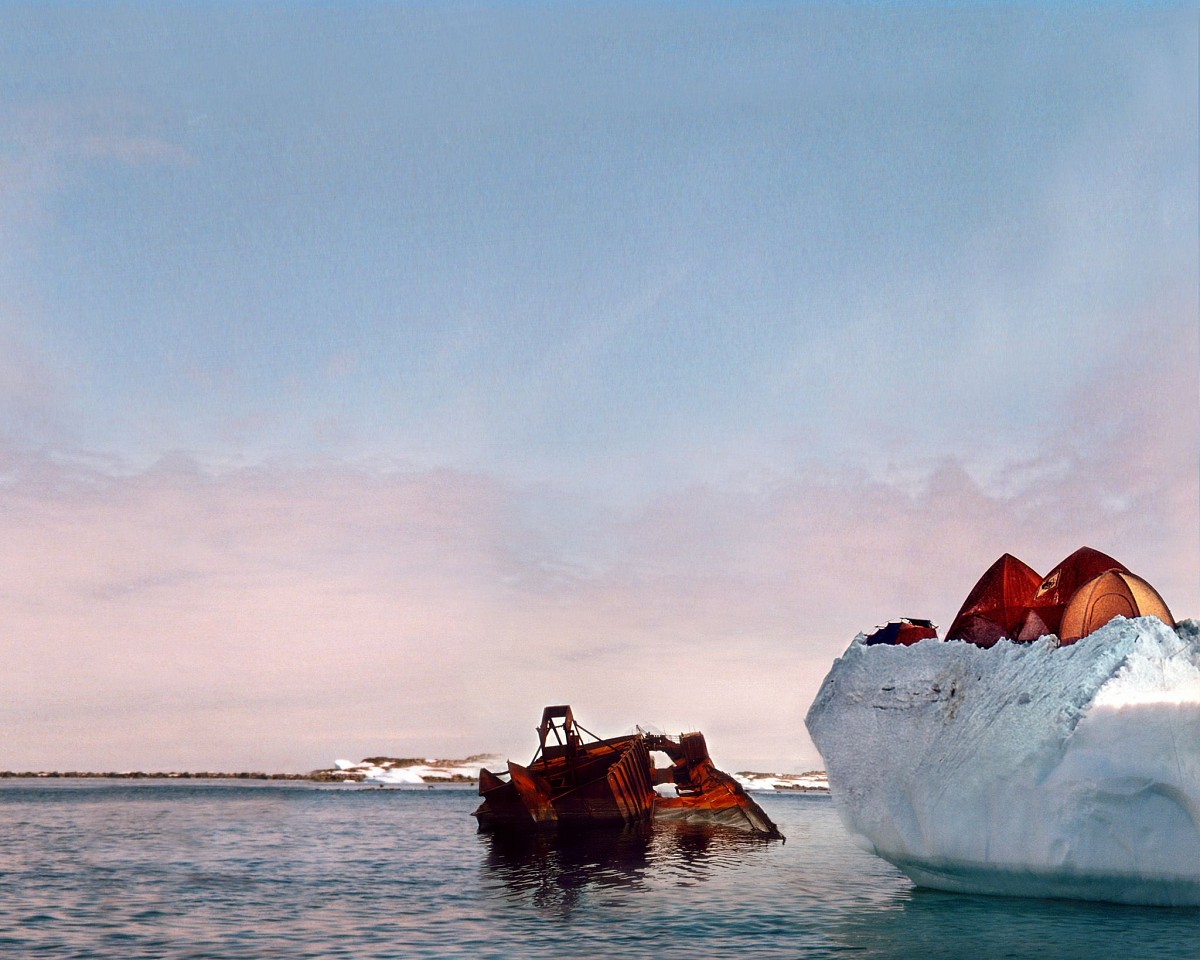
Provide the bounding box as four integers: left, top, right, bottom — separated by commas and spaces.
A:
0, 771, 323, 780
0, 763, 825, 787
0, 756, 480, 782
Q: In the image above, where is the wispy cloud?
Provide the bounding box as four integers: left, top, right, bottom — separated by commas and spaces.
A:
0, 309, 73, 447
0, 11, 1192, 774
0, 103, 193, 240
0, 304, 1192, 772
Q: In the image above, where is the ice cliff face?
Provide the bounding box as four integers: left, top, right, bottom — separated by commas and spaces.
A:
805, 617, 1200, 905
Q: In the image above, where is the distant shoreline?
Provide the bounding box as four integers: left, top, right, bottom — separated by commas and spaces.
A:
0, 769, 828, 789
0, 771, 321, 781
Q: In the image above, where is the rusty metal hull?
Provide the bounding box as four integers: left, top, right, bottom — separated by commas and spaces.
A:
472, 707, 782, 839
653, 761, 780, 837
473, 767, 536, 830
476, 737, 652, 829
645, 731, 782, 839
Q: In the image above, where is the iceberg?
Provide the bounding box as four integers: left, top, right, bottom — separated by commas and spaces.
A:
805, 616, 1200, 906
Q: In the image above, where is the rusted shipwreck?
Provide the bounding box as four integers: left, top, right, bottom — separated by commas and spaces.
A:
473, 705, 782, 839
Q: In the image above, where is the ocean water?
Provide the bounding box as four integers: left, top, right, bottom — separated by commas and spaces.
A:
0, 782, 1196, 959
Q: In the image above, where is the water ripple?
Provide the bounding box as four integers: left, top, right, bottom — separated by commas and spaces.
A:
0, 783, 1195, 958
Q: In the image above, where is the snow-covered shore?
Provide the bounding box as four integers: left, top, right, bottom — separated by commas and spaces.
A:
317, 756, 830, 792
734, 771, 829, 793
317, 755, 504, 786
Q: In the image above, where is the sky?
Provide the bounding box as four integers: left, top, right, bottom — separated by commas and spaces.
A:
0, 6, 1196, 773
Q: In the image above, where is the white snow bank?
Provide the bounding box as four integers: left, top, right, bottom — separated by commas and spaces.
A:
325, 755, 505, 785
734, 772, 830, 792
805, 616, 1200, 906
734, 775, 776, 792
362, 765, 426, 786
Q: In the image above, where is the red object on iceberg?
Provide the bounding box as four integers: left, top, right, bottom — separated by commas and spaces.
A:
945, 553, 1043, 648
1015, 546, 1127, 642
864, 619, 938, 646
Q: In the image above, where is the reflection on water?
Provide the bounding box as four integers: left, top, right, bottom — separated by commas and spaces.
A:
828, 885, 1200, 960
479, 819, 773, 911
0, 785, 1196, 959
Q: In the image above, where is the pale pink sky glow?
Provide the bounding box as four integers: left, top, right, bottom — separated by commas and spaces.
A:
1, 306, 1193, 772
0, 8, 1195, 773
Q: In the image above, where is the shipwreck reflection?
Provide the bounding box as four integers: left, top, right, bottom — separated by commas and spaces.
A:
479, 819, 771, 911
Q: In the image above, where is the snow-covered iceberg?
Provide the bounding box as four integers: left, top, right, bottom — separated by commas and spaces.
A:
806, 616, 1200, 906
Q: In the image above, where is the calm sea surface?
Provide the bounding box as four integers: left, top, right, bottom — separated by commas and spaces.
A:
0, 781, 1196, 959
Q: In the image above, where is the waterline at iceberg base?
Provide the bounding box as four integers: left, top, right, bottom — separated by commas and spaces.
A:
805, 616, 1200, 906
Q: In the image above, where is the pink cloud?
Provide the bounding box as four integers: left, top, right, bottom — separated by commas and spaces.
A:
0, 299, 1194, 773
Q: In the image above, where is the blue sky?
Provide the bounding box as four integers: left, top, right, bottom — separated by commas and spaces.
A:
0, 6, 1196, 771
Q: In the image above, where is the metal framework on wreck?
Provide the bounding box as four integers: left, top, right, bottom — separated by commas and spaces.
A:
473, 705, 782, 839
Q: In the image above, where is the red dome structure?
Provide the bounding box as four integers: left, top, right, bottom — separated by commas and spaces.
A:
1015, 547, 1127, 642
870, 546, 1176, 654
946, 553, 1043, 648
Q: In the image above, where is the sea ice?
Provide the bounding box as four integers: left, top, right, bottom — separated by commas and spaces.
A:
805, 616, 1200, 906
362, 765, 426, 786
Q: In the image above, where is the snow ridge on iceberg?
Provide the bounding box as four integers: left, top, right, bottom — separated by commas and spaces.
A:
805, 617, 1200, 905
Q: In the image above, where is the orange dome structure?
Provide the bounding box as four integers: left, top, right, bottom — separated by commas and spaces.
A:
1059, 570, 1175, 646
946, 553, 1042, 648
1015, 546, 1127, 642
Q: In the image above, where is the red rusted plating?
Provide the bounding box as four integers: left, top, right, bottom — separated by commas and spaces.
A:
473, 706, 782, 839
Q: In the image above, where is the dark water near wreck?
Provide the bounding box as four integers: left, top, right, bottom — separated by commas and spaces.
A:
0, 782, 1197, 959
